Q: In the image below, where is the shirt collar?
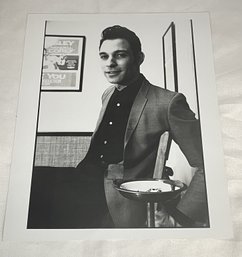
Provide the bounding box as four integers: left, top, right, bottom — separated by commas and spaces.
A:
115, 84, 127, 91
114, 74, 143, 92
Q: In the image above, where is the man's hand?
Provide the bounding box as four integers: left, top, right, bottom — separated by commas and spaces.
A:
155, 205, 182, 227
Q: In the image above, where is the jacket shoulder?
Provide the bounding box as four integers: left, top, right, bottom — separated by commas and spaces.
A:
148, 83, 193, 118
101, 85, 115, 102
144, 79, 178, 105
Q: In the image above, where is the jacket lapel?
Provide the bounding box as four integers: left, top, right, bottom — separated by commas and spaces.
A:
93, 86, 115, 136
124, 79, 149, 148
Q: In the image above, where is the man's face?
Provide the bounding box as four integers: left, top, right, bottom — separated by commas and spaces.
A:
99, 38, 140, 85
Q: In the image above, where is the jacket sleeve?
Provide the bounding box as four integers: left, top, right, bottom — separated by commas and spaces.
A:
167, 93, 209, 224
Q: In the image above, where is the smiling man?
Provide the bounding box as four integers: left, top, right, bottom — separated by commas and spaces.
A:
76, 25, 209, 228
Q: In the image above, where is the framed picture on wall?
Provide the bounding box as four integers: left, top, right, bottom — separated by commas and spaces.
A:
41, 35, 86, 91
162, 22, 178, 92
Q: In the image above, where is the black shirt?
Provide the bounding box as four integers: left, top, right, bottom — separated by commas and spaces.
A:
87, 74, 144, 166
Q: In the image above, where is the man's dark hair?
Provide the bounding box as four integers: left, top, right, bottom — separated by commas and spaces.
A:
99, 25, 142, 61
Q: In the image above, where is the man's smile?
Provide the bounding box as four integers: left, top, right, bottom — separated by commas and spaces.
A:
105, 70, 122, 76
105, 70, 121, 74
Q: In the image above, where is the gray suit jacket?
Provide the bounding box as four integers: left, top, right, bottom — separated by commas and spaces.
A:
92, 75, 208, 226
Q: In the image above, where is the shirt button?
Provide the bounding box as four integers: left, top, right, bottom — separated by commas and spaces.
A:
116, 103, 121, 107
104, 140, 108, 144
100, 154, 104, 159
109, 121, 113, 125
101, 160, 106, 166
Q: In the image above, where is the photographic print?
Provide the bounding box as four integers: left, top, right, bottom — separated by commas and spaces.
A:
3, 13, 232, 240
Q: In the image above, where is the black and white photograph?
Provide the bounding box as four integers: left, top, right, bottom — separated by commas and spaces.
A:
3, 13, 232, 240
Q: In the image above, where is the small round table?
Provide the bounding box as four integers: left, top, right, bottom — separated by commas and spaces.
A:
113, 179, 187, 228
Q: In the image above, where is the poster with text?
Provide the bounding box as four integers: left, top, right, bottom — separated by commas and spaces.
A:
41, 36, 85, 91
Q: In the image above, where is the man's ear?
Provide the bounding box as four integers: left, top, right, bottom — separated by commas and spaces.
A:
138, 52, 145, 65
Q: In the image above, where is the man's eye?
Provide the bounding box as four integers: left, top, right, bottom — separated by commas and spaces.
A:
116, 53, 127, 58
100, 55, 108, 60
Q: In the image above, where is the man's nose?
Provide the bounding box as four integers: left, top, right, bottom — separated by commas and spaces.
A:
106, 56, 116, 67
